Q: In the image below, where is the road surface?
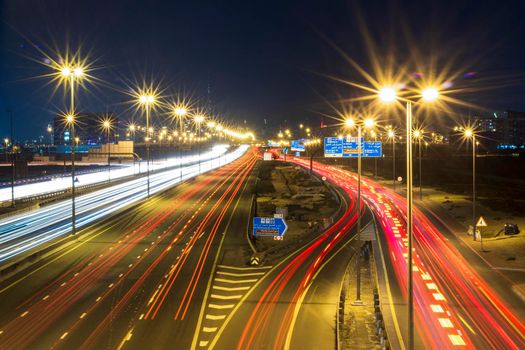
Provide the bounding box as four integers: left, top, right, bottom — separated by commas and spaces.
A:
0, 147, 257, 350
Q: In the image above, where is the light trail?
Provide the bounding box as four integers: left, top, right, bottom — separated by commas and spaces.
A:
0, 144, 231, 203
0, 145, 248, 263
0, 148, 255, 350
288, 156, 525, 349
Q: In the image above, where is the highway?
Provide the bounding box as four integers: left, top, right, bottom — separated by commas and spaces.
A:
0, 145, 246, 263
290, 157, 525, 349
0, 145, 230, 202
0, 146, 257, 350
204, 164, 364, 350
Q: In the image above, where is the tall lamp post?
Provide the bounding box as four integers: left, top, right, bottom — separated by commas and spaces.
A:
174, 107, 187, 182
60, 65, 84, 235
387, 129, 396, 191
3, 138, 8, 162
47, 125, 53, 157
379, 85, 439, 350
414, 129, 423, 200
194, 114, 205, 174
464, 129, 476, 241
102, 119, 113, 182
345, 116, 375, 305
138, 94, 155, 198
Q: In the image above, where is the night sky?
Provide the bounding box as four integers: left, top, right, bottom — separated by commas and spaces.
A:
1, 0, 525, 140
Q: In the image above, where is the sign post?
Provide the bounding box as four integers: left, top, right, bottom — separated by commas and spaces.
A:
476, 216, 487, 251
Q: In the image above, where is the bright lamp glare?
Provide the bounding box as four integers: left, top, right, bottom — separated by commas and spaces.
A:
73, 67, 84, 77
174, 107, 187, 116
464, 129, 473, 137
379, 86, 397, 103
388, 130, 395, 138
194, 115, 205, 123
422, 87, 439, 102
61, 67, 72, 77
66, 115, 74, 123
364, 118, 375, 128
344, 118, 355, 128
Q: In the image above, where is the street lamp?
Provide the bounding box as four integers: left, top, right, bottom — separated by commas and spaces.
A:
3, 138, 8, 162
464, 129, 478, 245
345, 115, 375, 306
194, 114, 205, 173
101, 119, 113, 182
379, 85, 439, 350
414, 129, 424, 200
59, 63, 85, 235
138, 93, 156, 197
173, 106, 188, 182
387, 129, 396, 191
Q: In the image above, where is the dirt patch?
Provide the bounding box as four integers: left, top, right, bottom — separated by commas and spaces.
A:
253, 161, 338, 254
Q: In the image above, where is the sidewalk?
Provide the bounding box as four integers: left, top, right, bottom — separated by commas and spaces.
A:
342, 245, 382, 350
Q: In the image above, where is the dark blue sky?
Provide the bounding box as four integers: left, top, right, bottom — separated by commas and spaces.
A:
2, 0, 525, 139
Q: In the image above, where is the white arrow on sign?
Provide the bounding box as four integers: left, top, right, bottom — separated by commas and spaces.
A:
476, 216, 487, 227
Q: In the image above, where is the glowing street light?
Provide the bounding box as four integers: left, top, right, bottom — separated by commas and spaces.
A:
378, 86, 397, 103
422, 87, 439, 102
387, 129, 397, 190
463, 128, 479, 248
194, 114, 205, 173
138, 91, 157, 197
378, 84, 440, 350
345, 115, 376, 305
57, 59, 87, 235
101, 118, 114, 182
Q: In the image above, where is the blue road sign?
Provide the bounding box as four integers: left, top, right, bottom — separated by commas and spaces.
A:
291, 139, 306, 152
253, 217, 288, 237
282, 147, 289, 154
324, 137, 382, 158
324, 137, 344, 157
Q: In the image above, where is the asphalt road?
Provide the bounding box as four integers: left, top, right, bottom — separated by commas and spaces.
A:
0, 148, 257, 350
296, 157, 525, 350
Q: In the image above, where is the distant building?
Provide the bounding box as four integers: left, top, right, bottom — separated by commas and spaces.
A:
503, 110, 525, 147
473, 110, 525, 150
53, 112, 118, 146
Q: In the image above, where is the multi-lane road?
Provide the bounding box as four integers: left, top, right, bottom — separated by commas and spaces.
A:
0, 145, 245, 263
0, 146, 258, 349
290, 157, 525, 350
2, 148, 524, 350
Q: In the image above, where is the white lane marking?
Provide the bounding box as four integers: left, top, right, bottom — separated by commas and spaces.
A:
210, 294, 242, 300
80, 312, 87, 319
214, 278, 257, 284
216, 271, 265, 277
20, 311, 28, 317
208, 304, 234, 309
60, 332, 68, 340
205, 314, 226, 320
212, 285, 250, 291
42, 295, 50, 300
217, 265, 272, 270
